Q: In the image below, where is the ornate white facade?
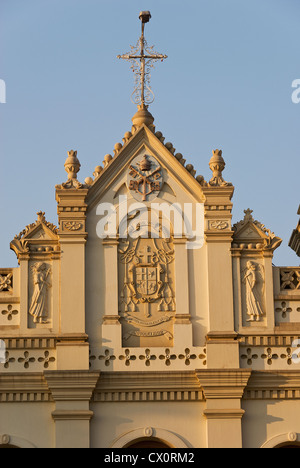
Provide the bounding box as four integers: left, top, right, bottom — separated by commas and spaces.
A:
0, 102, 300, 449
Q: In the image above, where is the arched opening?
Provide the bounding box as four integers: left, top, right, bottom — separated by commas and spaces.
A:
124, 438, 172, 449
0, 435, 35, 448
111, 427, 188, 449
276, 444, 300, 449
261, 433, 300, 449
0, 445, 19, 449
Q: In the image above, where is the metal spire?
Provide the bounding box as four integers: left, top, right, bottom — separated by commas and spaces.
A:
117, 11, 167, 109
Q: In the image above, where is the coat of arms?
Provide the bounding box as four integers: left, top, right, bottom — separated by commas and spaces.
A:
135, 266, 158, 296
129, 244, 164, 306
127, 154, 163, 202
119, 239, 175, 311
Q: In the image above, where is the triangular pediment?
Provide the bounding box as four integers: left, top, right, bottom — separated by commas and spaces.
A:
233, 209, 282, 251
10, 212, 59, 261
233, 221, 268, 242
24, 223, 58, 241
86, 124, 206, 210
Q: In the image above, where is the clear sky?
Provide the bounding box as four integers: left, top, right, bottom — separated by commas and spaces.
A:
0, 0, 299, 267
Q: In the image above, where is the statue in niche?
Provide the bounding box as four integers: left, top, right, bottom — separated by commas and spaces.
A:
29, 263, 52, 323
242, 261, 265, 322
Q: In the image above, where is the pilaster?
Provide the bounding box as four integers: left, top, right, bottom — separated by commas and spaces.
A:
202, 184, 238, 368
101, 238, 122, 346
19, 259, 29, 331
55, 187, 89, 369
55, 150, 89, 370
56, 187, 88, 334
173, 237, 193, 345
44, 370, 100, 448
196, 369, 251, 448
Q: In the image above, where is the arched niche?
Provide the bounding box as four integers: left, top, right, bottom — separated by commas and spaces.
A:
0, 444, 19, 449
261, 433, 300, 449
111, 427, 189, 449
124, 438, 172, 449
0, 434, 35, 449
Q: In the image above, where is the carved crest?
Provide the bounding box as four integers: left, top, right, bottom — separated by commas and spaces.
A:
118, 236, 175, 347
127, 154, 163, 202
135, 266, 158, 296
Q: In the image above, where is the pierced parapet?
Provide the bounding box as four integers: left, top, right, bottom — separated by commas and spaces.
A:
0, 271, 13, 293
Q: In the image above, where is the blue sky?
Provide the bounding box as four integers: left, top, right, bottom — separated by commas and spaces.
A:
0, 0, 299, 267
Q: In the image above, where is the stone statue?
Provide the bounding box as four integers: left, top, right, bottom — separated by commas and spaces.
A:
242, 261, 264, 322
29, 263, 51, 324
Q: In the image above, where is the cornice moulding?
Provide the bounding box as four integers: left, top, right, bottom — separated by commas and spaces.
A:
196, 369, 252, 400
93, 370, 204, 402
247, 370, 300, 388
244, 371, 300, 400
203, 409, 245, 420
51, 410, 94, 421
0, 373, 53, 402
44, 370, 100, 401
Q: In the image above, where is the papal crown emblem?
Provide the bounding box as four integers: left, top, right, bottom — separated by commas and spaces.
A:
138, 155, 152, 172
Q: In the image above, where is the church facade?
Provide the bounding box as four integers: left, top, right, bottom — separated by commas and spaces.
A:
1, 14, 300, 450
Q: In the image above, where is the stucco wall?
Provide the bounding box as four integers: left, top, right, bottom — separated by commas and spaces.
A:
90, 401, 206, 448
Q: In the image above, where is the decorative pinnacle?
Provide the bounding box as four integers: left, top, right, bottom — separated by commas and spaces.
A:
208, 149, 232, 187
139, 11, 151, 23
60, 150, 84, 189
64, 150, 81, 181
117, 11, 167, 109
36, 211, 46, 224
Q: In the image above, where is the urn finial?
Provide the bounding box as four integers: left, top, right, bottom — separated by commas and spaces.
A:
208, 149, 232, 187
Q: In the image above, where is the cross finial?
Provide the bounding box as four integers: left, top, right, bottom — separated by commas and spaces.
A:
117, 11, 167, 109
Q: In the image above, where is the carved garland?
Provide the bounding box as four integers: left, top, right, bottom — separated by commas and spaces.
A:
63, 221, 83, 231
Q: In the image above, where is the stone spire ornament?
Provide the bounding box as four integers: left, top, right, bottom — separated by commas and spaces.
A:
117, 11, 167, 128
208, 149, 232, 187
61, 150, 84, 189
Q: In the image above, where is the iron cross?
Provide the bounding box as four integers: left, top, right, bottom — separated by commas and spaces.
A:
117, 11, 168, 108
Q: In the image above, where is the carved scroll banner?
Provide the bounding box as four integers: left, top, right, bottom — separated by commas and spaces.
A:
123, 330, 173, 341
125, 315, 171, 327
